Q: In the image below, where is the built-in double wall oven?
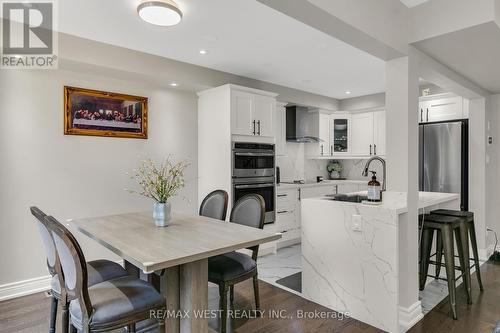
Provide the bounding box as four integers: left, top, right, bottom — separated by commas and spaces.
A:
232, 142, 275, 224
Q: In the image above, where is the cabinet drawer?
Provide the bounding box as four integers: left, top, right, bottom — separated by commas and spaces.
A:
276, 190, 297, 209
276, 210, 296, 230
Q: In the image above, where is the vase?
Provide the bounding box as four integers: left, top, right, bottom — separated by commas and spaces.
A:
153, 202, 172, 227
330, 171, 341, 179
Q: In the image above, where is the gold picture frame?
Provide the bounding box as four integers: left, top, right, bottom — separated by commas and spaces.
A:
64, 86, 148, 139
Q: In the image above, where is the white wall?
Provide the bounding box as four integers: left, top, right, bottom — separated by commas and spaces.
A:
0, 69, 198, 286
486, 95, 500, 253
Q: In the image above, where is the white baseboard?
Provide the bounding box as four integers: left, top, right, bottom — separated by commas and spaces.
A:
0, 275, 51, 302
398, 301, 423, 333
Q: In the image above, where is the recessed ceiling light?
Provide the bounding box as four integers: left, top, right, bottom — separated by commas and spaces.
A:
345, 91, 351, 95
170, 82, 178, 87
137, 0, 182, 27
199, 49, 208, 55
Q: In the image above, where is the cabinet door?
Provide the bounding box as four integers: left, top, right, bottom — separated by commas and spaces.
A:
427, 96, 463, 122
275, 104, 287, 156
351, 112, 374, 156
231, 90, 254, 136
330, 114, 351, 155
253, 95, 275, 137
373, 111, 386, 156
318, 113, 331, 156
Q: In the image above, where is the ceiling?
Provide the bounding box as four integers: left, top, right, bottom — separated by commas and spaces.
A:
56, 0, 386, 99
414, 22, 500, 94
399, 0, 430, 8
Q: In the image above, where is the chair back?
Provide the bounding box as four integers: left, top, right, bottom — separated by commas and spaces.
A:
46, 215, 93, 320
30, 207, 58, 276
199, 190, 229, 221
230, 194, 265, 260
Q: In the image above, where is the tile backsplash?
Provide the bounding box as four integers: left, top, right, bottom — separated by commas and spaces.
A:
276, 143, 383, 184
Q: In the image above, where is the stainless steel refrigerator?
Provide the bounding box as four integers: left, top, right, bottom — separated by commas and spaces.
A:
419, 120, 468, 210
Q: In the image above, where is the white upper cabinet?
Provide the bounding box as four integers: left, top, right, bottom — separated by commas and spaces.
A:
373, 111, 386, 156
230, 87, 277, 138
275, 102, 287, 156
330, 113, 351, 155
253, 94, 275, 137
231, 90, 254, 136
351, 112, 374, 156
419, 94, 465, 123
306, 110, 331, 157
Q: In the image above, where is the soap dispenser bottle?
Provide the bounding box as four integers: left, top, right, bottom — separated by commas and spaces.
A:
367, 171, 382, 202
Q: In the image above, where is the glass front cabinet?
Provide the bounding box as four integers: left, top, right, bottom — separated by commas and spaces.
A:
330, 114, 351, 155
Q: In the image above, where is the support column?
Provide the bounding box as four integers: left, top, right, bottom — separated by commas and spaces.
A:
385, 53, 421, 330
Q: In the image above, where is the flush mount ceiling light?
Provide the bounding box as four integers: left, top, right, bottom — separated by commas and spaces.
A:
137, 0, 182, 27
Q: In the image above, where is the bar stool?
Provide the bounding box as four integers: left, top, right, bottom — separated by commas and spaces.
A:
419, 214, 471, 320
431, 209, 484, 292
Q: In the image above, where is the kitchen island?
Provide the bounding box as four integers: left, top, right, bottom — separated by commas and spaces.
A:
301, 191, 460, 333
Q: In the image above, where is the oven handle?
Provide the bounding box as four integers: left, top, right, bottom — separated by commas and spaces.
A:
234, 183, 275, 189
234, 152, 275, 157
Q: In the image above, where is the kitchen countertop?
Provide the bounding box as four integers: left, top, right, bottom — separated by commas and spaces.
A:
306, 191, 460, 214
277, 179, 367, 190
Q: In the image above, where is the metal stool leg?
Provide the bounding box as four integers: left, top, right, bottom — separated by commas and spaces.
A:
468, 222, 484, 291
420, 228, 434, 290
442, 225, 457, 320
454, 226, 471, 304
435, 230, 443, 279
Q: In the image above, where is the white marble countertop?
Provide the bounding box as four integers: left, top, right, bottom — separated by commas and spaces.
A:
277, 179, 367, 190
304, 191, 460, 214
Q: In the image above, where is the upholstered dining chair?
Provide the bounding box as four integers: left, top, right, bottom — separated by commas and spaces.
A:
46, 215, 165, 333
31, 207, 130, 333
199, 190, 229, 221
208, 194, 266, 333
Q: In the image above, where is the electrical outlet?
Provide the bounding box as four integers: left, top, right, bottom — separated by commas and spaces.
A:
352, 214, 362, 232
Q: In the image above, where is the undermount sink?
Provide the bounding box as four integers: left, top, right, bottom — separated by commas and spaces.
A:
325, 194, 368, 203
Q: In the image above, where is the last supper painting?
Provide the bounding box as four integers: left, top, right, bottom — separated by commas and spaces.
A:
64, 86, 148, 139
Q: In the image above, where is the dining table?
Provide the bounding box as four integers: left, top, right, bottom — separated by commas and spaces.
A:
71, 211, 281, 333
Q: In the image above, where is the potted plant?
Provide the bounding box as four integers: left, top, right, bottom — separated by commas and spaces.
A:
327, 161, 343, 180
127, 157, 188, 227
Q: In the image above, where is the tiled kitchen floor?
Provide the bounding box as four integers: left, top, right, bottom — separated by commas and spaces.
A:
258, 244, 476, 314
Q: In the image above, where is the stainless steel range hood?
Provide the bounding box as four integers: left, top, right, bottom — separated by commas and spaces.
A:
286, 106, 323, 143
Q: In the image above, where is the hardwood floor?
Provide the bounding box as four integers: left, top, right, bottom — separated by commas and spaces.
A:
1, 262, 498, 333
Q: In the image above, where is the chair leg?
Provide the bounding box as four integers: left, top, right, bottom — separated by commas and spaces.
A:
127, 324, 136, 333
253, 275, 260, 312
419, 228, 433, 290
456, 224, 472, 304
69, 324, 77, 333
229, 285, 234, 305
61, 302, 69, 333
435, 230, 443, 279
49, 296, 58, 333
442, 225, 457, 320
468, 222, 484, 291
219, 284, 228, 333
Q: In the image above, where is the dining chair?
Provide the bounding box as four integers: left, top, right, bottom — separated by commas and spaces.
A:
199, 190, 229, 221
208, 194, 265, 333
30, 207, 130, 333
46, 215, 165, 333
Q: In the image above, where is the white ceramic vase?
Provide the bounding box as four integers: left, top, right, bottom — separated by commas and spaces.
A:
153, 202, 172, 227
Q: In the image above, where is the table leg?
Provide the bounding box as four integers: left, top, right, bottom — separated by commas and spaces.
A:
124, 260, 140, 277
162, 259, 208, 333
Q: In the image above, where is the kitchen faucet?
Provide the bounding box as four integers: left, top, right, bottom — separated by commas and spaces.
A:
362, 156, 386, 191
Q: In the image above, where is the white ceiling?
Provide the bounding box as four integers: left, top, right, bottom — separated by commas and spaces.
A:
56, 0, 386, 99
399, 0, 430, 8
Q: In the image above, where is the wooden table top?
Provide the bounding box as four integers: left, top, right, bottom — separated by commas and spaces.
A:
72, 211, 281, 273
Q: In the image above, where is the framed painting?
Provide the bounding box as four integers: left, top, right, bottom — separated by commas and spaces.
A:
64, 86, 148, 139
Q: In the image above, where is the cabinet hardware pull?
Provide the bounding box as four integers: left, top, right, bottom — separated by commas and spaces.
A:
321, 145, 324, 156
252, 120, 256, 135
330, 145, 333, 155
426, 108, 429, 122
374, 144, 377, 155
369, 144, 372, 155
420, 109, 423, 122
277, 194, 287, 197
257, 120, 261, 135
277, 210, 288, 214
